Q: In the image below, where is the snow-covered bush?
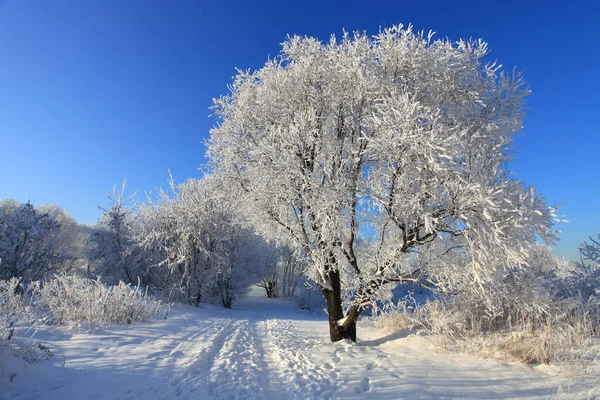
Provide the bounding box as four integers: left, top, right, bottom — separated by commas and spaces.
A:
375, 305, 417, 334
0, 279, 48, 369
1, 274, 169, 374
1, 278, 31, 350
0, 279, 32, 330
38, 275, 170, 329
380, 295, 598, 366
377, 248, 600, 366
374, 292, 430, 333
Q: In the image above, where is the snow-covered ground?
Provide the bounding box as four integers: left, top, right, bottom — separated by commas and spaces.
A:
3, 286, 598, 399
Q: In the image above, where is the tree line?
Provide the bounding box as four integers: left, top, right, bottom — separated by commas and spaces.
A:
0, 176, 305, 309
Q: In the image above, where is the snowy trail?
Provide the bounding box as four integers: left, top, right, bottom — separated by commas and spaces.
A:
3, 287, 598, 399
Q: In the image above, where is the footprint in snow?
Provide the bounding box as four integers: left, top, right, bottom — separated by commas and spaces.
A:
355, 377, 371, 394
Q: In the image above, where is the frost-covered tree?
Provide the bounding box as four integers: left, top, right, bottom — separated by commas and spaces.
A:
38, 204, 86, 274
276, 248, 306, 298
575, 234, 600, 271
256, 246, 305, 298
88, 181, 140, 283
568, 234, 600, 302
255, 244, 280, 298
208, 25, 557, 341
0, 200, 81, 283
140, 175, 258, 308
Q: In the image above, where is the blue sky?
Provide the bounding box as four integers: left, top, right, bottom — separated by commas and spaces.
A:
0, 0, 598, 260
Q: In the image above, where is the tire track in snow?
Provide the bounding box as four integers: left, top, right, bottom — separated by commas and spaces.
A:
168, 318, 243, 398
120, 313, 271, 399
119, 316, 236, 400
207, 320, 269, 399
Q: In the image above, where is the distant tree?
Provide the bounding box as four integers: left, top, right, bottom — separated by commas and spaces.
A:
88, 180, 139, 283
140, 175, 258, 308
575, 234, 600, 271
208, 25, 557, 341
0, 199, 81, 283
567, 234, 600, 301
257, 246, 306, 298
38, 204, 86, 274
256, 245, 279, 298
277, 249, 306, 298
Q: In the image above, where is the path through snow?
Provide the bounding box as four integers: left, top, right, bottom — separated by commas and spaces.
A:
2, 286, 598, 399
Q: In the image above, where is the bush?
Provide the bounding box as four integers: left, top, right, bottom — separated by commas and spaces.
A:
0, 278, 48, 372
1, 274, 170, 345
38, 275, 170, 329
1, 274, 170, 379
376, 263, 600, 368
0, 279, 32, 341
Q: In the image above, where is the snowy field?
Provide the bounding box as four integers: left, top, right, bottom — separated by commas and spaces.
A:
3, 286, 598, 400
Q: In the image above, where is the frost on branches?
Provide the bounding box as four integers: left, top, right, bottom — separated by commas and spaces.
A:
140, 175, 258, 308
87, 181, 141, 284
0, 200, 84, 283
575, 234, 600, 271
208, 25, 558, 341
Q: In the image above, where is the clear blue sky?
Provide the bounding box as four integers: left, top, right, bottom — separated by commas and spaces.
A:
0, 0, 598, 260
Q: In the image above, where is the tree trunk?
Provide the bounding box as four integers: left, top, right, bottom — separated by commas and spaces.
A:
321, 269, 357, 342
265, 281, 277, 298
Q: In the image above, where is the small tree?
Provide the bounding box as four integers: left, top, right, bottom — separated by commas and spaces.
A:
256, 246, 279, 298
570, 234, 600, 301
575, 234, 600, 271
208, 25, 557, 341
88, 180, 139, 283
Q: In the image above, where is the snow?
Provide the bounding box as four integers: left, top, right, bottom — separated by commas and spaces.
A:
3, 286, 598, 399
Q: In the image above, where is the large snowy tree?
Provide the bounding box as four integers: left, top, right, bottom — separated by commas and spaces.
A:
208, 25, 557, 341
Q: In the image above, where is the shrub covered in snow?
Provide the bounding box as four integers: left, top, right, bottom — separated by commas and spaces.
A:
0, 279, 49, 371
0, 279, 32, 340
376, 248, 600, 367
38, 275, 170, 329
1, 274, 170, 374
1, 275, 169, 332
